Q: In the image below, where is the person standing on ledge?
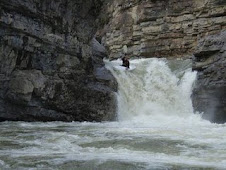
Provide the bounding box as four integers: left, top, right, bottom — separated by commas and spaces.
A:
121, 57, 130, 69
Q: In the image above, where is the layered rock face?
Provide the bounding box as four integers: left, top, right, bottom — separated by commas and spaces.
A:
193, 31, 226, 123
97, 0, 226, 123
0, 0, 117, 121
98, 0, 226, 59
0, 0, 225, 123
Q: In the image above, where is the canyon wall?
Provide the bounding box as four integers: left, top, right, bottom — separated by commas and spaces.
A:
0, 0, 117, 121
192, 31, 226, 123
97, 0, 226, 123
98, 0, 226, 59
0, 0, 225, 122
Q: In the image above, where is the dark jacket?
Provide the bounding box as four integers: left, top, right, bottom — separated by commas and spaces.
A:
122, 57, 130, 68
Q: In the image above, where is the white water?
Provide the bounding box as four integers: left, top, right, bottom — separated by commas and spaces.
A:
1, 58, 226, 169
105, 58, 197, 122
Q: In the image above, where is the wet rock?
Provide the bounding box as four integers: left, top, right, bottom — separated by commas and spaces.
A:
92, 38, 107, 62
192, 31, 226, 123
90, 38, 118, 120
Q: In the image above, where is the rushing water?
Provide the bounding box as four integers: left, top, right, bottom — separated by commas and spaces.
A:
1, 58, 226, 169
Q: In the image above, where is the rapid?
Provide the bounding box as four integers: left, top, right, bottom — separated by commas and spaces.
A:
1, 58, 226, 169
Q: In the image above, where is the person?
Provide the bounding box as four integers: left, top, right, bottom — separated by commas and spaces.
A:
121, 57, 130, 69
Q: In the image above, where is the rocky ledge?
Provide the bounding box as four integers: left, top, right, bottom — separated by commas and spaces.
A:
0, 0, 117, 122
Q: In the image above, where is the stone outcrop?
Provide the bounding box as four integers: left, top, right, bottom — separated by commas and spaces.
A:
97, 0, 226, 123
97, 0, 226, 59
192, 31, 226, 123
0, 0, 117, 121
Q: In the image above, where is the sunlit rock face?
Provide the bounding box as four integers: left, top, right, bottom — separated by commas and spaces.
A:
97, 0, 226, 59
0, 0, 117, 122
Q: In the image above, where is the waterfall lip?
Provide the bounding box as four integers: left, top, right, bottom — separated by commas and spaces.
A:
113, 65, 136, 71
105, 57, 198, 122
0, 56, 225, 169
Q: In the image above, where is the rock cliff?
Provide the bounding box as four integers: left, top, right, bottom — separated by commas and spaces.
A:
97, 0, 226, 123
0, 0, 226, 123
0, 0, 117, 121
98, 0, 225, 59
192, 31, 226, 123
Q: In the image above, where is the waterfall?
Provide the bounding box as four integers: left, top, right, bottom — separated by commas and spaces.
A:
105, 58, 197, 122
2, 58, 226, 169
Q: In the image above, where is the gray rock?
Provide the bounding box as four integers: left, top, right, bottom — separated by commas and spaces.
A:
92, 38, 107, 64
0, 0, 117, 122
97, 0, 226, 59
5, 70, 45, 104
192, 31, 226, 123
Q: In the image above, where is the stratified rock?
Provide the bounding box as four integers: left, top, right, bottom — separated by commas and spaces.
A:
96, 0, 226, 123
192, 31, 226, 123
97, 0, 226, 59
0, 0, 117, 122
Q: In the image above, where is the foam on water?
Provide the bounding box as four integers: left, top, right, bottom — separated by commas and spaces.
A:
105, 58, 198, 122
1, 58, 226, 169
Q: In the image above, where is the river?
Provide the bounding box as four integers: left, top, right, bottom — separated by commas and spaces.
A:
0, 58, 226, 169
